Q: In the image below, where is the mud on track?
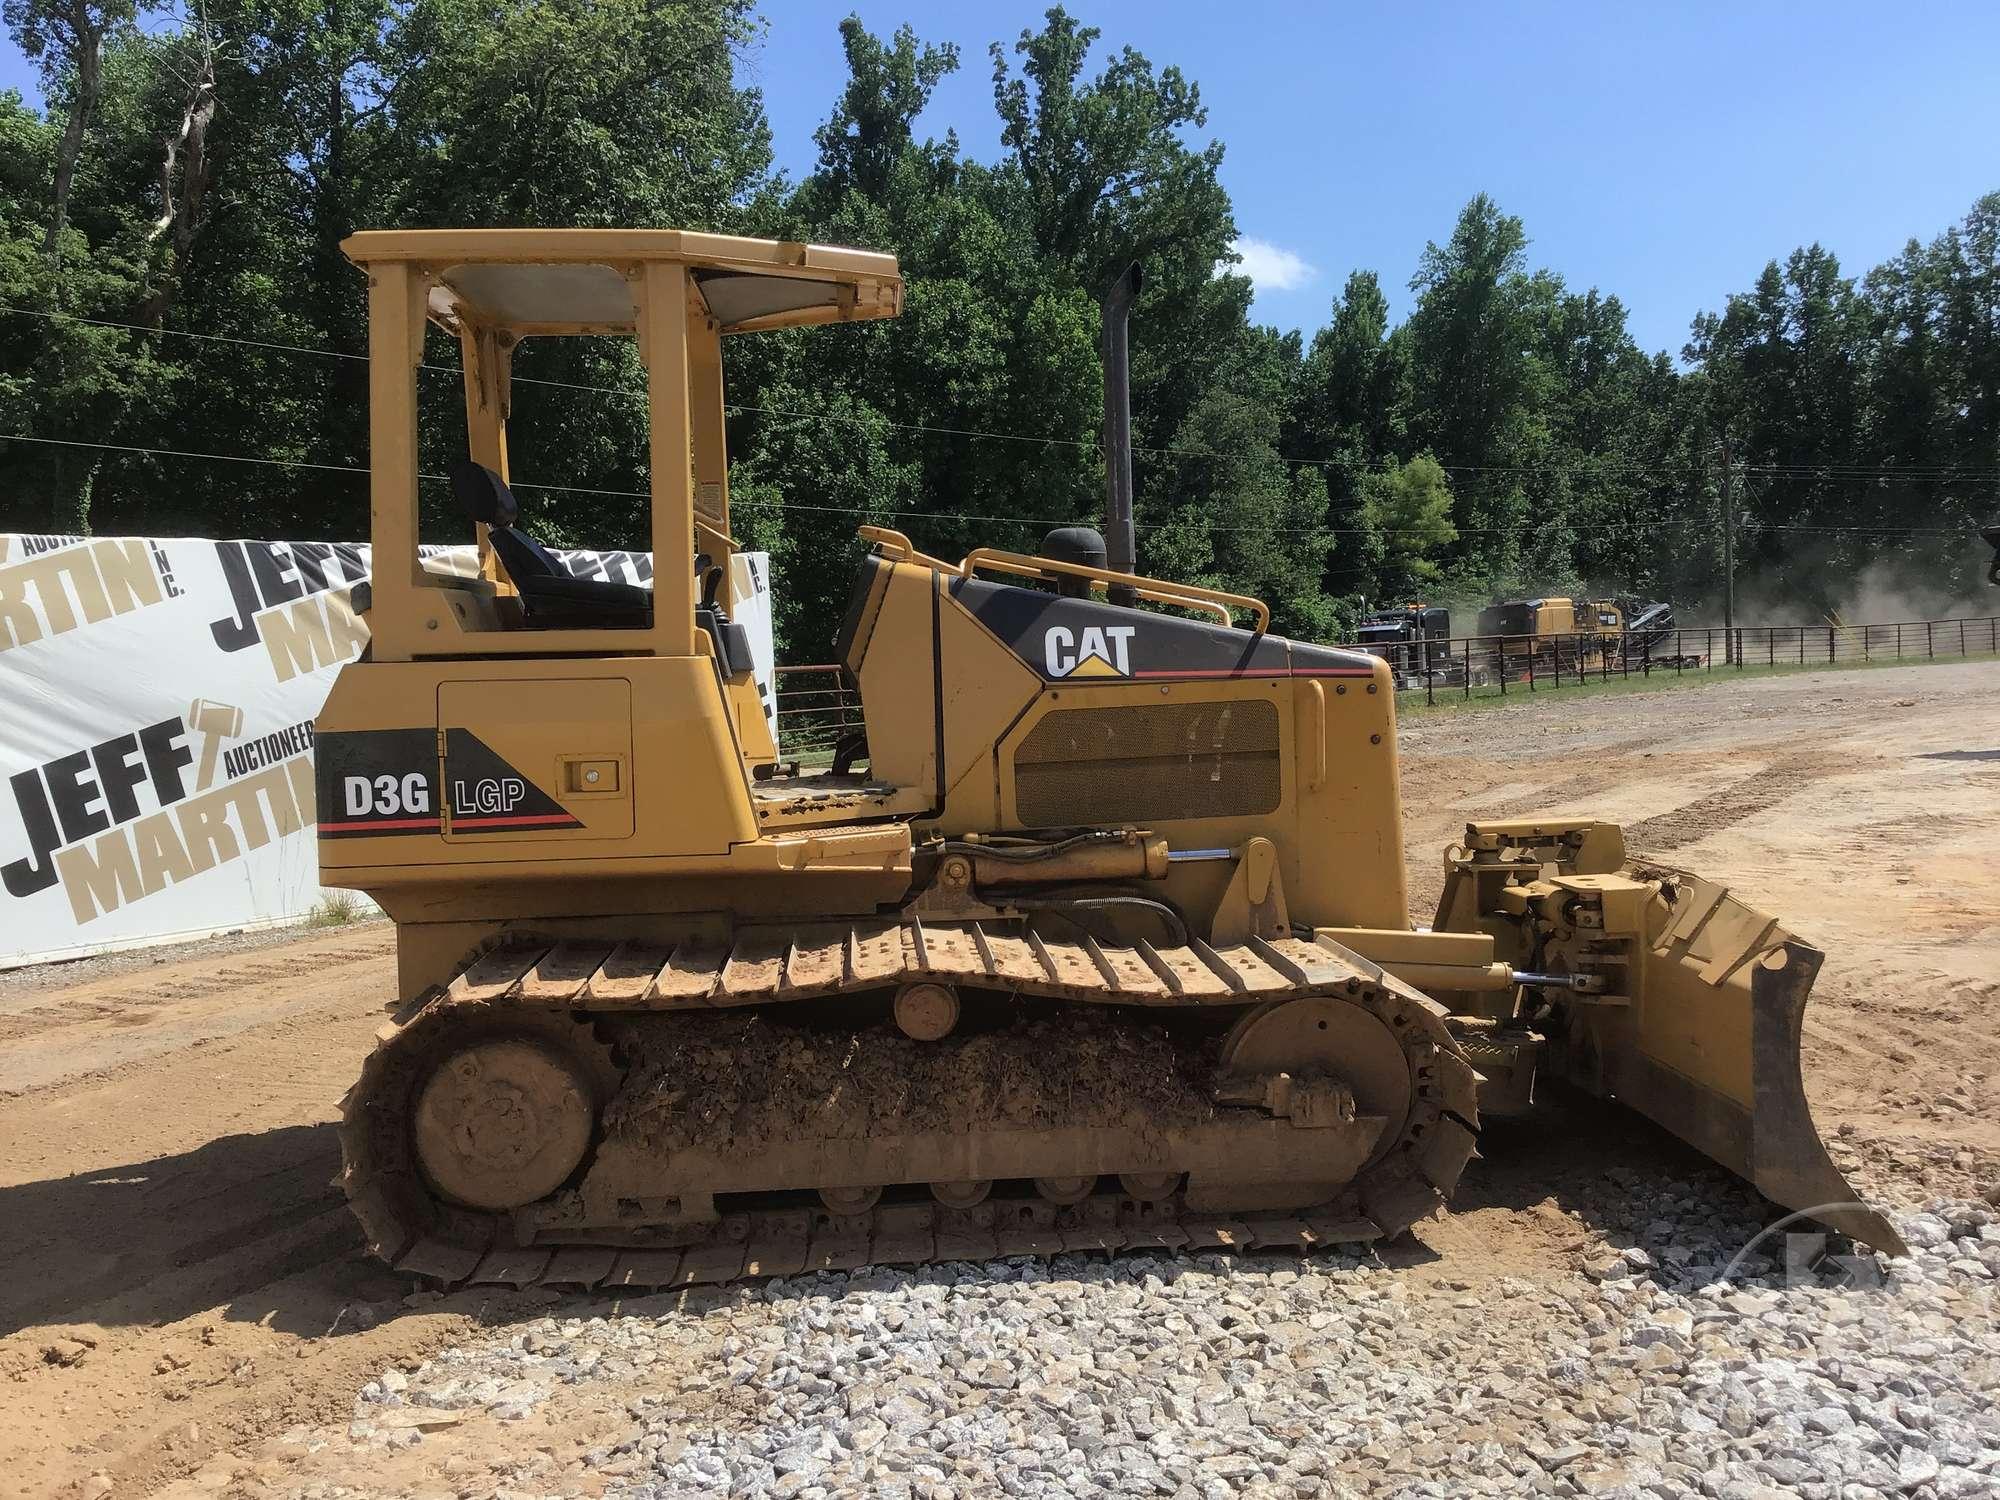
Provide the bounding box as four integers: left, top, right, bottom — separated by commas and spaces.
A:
1, 659, 1996, 1498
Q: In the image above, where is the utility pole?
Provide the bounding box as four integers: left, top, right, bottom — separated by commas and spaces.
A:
1720, 432, 1736, 665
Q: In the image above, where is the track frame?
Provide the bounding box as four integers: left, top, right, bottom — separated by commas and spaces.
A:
339, 921, 1482, 1290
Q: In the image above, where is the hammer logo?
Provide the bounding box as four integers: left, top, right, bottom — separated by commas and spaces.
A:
186, 698, 245, 790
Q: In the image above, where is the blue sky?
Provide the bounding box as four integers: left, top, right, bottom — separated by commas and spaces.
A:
8, 2, 1998, 357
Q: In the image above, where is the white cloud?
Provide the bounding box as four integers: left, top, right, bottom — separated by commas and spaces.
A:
1225, 236, 1317, 293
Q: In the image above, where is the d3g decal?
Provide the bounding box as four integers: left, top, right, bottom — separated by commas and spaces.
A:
314, 728, 583, 837
342, 772, 432, 820
315, 729, 441, 836
1044, 623, 1135, 678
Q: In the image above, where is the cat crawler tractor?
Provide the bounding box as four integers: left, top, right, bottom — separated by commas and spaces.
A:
318, 229, 1903, 1291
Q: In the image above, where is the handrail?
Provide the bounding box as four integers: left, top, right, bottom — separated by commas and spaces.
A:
856, 524, 1267, 629
856, 523, 910, 553
856, 524, 959, 574
958, 546, 1267, 631
696, 518, 740, 550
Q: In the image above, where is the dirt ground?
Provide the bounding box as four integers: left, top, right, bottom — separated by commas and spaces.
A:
1396, 660, 2000, 1166
2, 659, 1995, 1500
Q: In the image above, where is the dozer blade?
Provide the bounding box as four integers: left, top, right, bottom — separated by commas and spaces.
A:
1584, 879, 1907, 1256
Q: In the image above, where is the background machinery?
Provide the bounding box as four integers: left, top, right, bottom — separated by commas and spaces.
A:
1476, 596, 1625, 679
1353, 603, 1487, 691
1616, 597, 1706, 671
317, 229, 1901, 1290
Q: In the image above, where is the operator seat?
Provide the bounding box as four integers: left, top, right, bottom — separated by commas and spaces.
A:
449, 460, 755, 676
451, 461, 650, 628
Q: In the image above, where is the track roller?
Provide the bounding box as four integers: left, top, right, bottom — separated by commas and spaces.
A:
893, 981, 959, 1040
1035, 1175, 1097, 1206
931, 1180, 992, 1208
820, 1185, 883, 1215
414, 1037, 597, 1210
1119, 1171, 1182, 1201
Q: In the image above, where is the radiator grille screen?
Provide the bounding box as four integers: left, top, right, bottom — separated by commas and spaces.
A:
1013, 700, 1282, 827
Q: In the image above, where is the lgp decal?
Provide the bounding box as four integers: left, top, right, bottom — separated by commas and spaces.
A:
442, 729, 584, 835
1044, 623, 1135, 678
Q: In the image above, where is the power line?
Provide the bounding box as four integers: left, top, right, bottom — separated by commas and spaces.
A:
1, 304, 1102, 454
0, 430, 1548, 536
1, 433, 1980, 541
8, 304, 1998, 486
1, 430, 383, 477
0, 432, 1092, 531
0, 303, 372, 363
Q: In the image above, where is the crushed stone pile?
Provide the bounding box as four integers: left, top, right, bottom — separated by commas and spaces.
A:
227, 1194, 1999, 1500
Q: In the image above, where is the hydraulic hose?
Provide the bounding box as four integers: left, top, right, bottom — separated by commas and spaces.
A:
1008, 893, 1189, 949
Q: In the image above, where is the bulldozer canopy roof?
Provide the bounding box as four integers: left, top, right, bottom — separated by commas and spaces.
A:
340, 228, 901, 336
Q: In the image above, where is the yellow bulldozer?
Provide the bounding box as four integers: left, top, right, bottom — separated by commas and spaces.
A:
317, 229, 1901, 1289
1475, 596, 1627, 679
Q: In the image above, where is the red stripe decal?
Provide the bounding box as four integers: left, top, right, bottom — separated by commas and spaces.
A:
319, 816, 441, 831
1128, 667, 1376, 680
448, 812, 585, 828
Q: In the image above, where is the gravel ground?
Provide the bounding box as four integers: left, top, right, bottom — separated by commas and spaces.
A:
196, 1167, 1999, 1500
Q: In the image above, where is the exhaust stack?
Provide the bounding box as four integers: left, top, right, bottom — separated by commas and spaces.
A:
1101, 262, 1143, 605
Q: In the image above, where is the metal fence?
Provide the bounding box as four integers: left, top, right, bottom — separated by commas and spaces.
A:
773, 614, 2000, 749
773, 663, 864, 762
1358, 613, 2000, 706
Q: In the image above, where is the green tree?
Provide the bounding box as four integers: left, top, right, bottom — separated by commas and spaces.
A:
1685, 245, 1868, 611
377, 0, 768, 230
732, 386, 914, 656
738, 9, 1250, 655
4, 0, 137, 262
0, 8, 219, 531
1289, 269, 1410, 611
813, 16, 959, 203
1358, 454, 1456, 603
989, 6, 1228, 290
1402, 194, 1558, 590
1146, 327, 1335, 640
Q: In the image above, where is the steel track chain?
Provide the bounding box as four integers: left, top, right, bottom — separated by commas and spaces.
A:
392, 1194, 1395, 1292
339, 934, 1481, 1293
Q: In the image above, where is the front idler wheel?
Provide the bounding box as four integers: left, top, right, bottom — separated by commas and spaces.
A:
413, 1036, 597, 1211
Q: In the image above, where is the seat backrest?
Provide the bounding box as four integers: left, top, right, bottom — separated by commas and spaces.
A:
490, 526, 564, 583
451, 460, 518, 527
451, 460, 562, 581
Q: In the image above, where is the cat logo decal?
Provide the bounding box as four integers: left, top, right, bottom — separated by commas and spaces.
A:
1044, 623, 1136, 678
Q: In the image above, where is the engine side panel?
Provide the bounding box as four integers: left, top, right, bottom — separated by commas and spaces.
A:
914, 574, 1409, 931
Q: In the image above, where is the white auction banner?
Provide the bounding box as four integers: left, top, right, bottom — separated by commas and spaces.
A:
0, 533, 775, 968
